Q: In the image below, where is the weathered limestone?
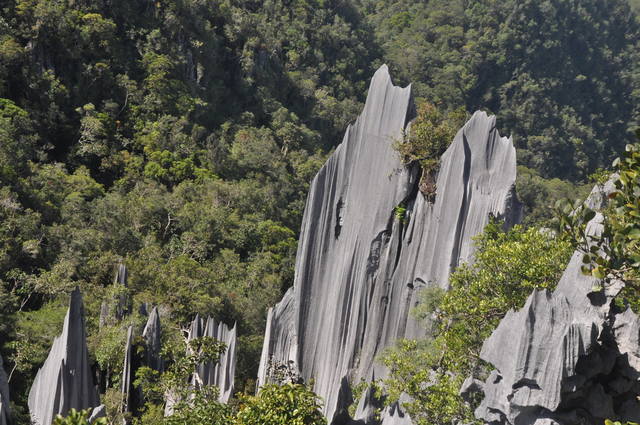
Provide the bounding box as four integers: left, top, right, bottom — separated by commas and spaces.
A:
120, 306, 162, 419
0, 354, 10, 425
473, 180, 640, 425
28, 288, 101, 425
189, 315, 237, 403
257, 65, 519, 423
142, 306, 163, 372
99, 264, 130, 328
121, 326, 134, 414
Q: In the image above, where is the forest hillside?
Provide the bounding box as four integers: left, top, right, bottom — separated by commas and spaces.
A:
0, 0, 639, 424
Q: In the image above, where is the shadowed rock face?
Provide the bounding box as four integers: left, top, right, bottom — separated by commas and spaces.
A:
121, 306, 162, 417
0, 354, 10, 425
257, 65, 520, 423
143, 306, 163, 372
189, 315, 237, 403
99, 264, 130, 328
28, 288, 100, 425
473, 180, 640, 425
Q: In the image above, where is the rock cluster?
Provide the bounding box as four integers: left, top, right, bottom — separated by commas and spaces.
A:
257, 65, 520, 423
472, 180, 640, 425
188, 314, 237, 403
28, 288, 102, 425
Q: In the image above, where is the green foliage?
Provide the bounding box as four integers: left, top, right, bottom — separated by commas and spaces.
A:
164, 388, 232, 425
394, 102, 466, 195
52, 408, 107, 425
605, 420, 640, 425
1, 0, 639, 421
382, 221, 573, 425
363, 0, 640, 181
235, 383, 327, 425
0, 0, 355, 395
133, 333, 229, 425
394, 203, 407, 223
558, 142, 640, 310
516, 166, 592, 226
9, 301, 67, 413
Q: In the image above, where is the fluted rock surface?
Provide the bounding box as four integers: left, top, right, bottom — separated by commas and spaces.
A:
189, 315, 237, 403
258, 65, 519, 422
473, 180, 640, 425
122, 326, 134, 414
143, 306, 163, 372
0, 354, 10, 425
99, 263, 130, 328
28, 288, 100, 425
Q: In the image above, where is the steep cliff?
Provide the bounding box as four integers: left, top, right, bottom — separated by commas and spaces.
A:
473, 180, 640, 425
28, 288, 101, 425
257, 65, 520, 422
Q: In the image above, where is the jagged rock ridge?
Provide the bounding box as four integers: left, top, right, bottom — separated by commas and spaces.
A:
473, 179, 640, 425
28, 288, 101, 425
189, 315, 237, 403
257, 65, 520, 423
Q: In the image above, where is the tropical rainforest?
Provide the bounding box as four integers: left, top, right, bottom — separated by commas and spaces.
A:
0, 0, 639, 424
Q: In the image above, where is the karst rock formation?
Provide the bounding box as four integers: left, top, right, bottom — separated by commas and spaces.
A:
257, 65, 520, 423
189, 314, 237, 403
471, 179, 640, 425
143, 306, 163, 372
28, 288, 102, 425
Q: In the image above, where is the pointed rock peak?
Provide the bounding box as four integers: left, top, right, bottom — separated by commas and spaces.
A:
143, 306, 160, 331
121, 326, 134, 413
189, 314, 203, 339
143, 306, 163, 372
115, 263, 127, 286
28, 288, 99, 425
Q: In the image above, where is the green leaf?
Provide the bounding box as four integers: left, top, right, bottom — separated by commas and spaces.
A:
591, 266, 606, 279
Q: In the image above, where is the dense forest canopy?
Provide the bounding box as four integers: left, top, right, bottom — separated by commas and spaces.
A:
0, 0, 639, 423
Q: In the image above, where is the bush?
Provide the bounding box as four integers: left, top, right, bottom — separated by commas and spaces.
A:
235, 383, 326, 425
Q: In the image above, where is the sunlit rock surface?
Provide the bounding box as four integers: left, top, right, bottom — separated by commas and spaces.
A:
189, 315, 237, 403
474, 180, 640, 425
28, 288, 100, 425
122, 326, 134, 414
257, 65, 519, 423
143, 306, 163, 372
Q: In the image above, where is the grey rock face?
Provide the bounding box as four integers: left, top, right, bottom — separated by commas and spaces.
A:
257, 288, 297, 387
0, 354, 10, 425
257, 65, 519, 422
88, 405, 106, 424
473, 181, 640, 425
99, 264, 130, 328
189, 315, 237, 403
122, 326, 134, 414
28, 288, 100, 425
143, 306, 163, 372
